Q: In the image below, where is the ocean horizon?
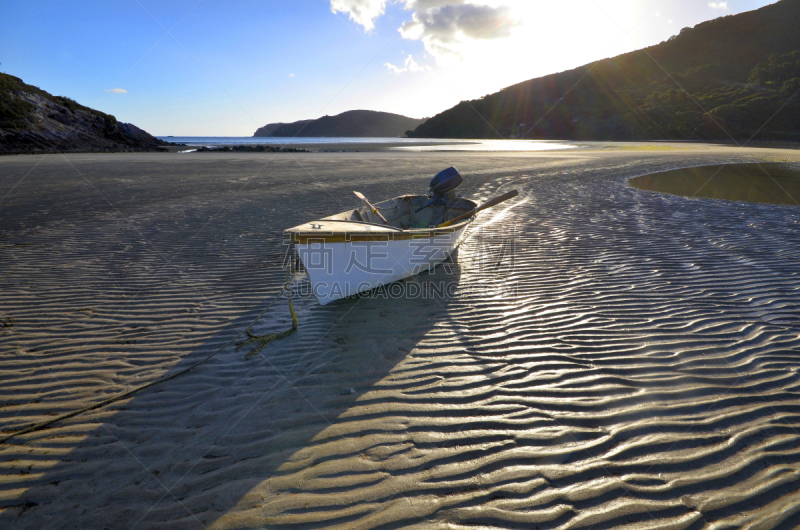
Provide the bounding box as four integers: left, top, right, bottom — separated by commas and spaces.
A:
157, 136, 578, 151
158, 136, 460, 145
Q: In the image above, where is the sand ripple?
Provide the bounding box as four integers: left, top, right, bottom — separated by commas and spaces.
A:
216, 156, 800, 529
2, 150, 800, 529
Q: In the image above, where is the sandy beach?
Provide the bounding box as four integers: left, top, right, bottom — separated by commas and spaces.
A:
1, 144, 800, 529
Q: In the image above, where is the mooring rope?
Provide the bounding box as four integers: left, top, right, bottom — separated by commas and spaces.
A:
0, 271, 298, 445
238, 269, 298, 358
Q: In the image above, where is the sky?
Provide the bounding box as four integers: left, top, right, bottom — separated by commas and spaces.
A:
0, 0, 779, 136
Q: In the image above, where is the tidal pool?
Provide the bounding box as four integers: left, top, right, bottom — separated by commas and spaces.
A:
630, 163, 800, 206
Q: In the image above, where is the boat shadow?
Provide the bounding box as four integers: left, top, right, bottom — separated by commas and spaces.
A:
0, 260, 464, 529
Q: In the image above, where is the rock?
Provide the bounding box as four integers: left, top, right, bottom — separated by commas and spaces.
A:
0, 73, 171, 155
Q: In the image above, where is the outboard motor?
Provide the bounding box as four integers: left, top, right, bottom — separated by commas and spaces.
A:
415, 166, 463, 212
430, 166, 463, 200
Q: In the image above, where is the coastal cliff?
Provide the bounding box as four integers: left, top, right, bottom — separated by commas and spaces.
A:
0, 73, 167, 154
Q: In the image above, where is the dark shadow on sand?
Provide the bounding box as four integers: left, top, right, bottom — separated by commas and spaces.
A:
0, 258, 463, 529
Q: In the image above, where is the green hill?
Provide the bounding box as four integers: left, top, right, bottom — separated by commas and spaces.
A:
407, 0, 800, 142
0, 73, 166, 154
254, 110, 425, 138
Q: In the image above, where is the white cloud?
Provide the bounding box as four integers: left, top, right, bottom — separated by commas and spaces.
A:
403, 0, 466, 8
330, 0, 386, 31
708, 2, 727, 9
105, 88, 127, 93
289, 73, 295, 77
331, 1, 518, 58
385, 54, 431, 74
400, 3, 520, 58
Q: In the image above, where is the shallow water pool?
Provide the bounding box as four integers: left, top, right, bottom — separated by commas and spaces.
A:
629, 163, 800, 206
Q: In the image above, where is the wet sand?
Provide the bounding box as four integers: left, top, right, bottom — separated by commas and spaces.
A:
1, 144, 800, 528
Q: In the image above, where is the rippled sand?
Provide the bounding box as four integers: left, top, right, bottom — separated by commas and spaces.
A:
1, 145, 800, 529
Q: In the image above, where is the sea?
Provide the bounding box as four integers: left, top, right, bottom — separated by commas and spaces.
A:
156, 137, 578, 152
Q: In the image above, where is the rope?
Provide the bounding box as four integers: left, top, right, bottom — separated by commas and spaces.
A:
0, 271, 298, 445
237, 269, 298, 359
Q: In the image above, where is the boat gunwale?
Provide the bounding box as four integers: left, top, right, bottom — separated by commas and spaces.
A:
286, 217, 474, 243
286, 194, 478, 243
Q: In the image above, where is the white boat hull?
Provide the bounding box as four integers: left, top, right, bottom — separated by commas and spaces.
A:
297, 226, 467, 305
286, 193, 478, 305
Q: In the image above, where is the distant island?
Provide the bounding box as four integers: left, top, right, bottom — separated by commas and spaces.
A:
0, 73, 167, 155
253, 110, 425, 138
407, 0, 800, 142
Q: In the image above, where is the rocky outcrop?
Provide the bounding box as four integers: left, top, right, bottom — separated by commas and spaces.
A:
0, 73, 168, 154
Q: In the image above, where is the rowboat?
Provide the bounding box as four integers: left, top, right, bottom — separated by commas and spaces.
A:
285, 168, 517, 305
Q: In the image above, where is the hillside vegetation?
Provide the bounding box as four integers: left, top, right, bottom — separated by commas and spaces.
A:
0, 73, 166, 154
408, 0, 800, 141
254, 110, 425, 138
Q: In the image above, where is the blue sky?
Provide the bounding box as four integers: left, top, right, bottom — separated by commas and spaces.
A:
0, 0, 778, 135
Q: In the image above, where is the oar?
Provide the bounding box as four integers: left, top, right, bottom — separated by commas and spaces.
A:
353, 191, 388, 224
437, 189, 519, 228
